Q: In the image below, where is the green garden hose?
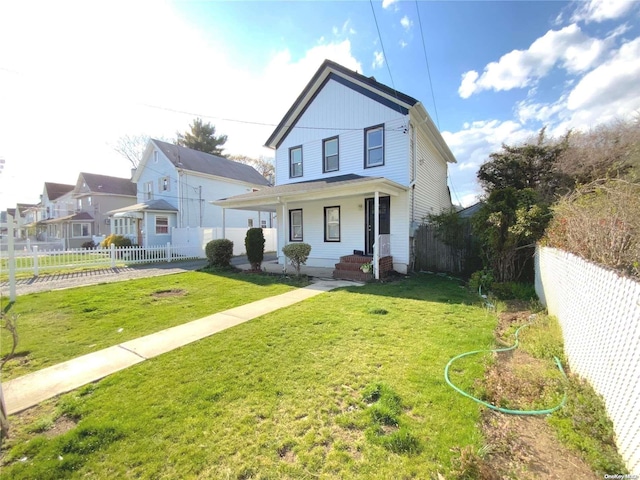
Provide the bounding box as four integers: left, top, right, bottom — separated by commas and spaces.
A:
444, 324, 568, 415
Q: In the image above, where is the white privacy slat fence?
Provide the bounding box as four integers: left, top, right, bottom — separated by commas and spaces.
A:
535, 246, 640, 475
5, 243, 203, 275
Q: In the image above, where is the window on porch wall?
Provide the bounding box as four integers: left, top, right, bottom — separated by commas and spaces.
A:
289, 209, 303, 241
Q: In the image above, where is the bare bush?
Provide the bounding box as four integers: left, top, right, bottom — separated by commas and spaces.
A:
556, 118, 640, 185
545, 179, 640, 279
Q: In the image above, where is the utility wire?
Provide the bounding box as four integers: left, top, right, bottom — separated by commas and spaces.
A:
368, 0, 405, 121
415, 0, 440, 129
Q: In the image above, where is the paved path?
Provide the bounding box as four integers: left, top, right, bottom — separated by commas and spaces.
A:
2, 279, 361, 415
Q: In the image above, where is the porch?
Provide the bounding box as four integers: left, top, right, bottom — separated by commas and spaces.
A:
212, 174, 409, 280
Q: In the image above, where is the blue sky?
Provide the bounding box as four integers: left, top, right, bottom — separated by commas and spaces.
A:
1, 0, 639, 210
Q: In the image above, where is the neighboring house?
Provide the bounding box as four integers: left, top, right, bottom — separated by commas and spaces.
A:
46, 173, 137, 248
213, 59, 456, 278
16, 203, 39, 239
40, 182, 75, 240
108, 139, 271, 246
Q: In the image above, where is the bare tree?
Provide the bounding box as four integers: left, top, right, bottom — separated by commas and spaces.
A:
228, 154, 275, 181
113, 134, 149, 168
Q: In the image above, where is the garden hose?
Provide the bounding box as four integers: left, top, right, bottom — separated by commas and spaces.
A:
444, 324, 568, 415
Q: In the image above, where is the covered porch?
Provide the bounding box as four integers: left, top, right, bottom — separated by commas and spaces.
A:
212, 174, 409, 280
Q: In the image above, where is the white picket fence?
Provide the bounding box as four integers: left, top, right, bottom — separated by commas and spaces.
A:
5, 243, 203, 276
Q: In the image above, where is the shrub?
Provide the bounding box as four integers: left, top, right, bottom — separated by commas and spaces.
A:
100, 235, 132, 248
469, 269, 494, 296
81, 240, 96, 250
245, 228, 265, 270
282, 243, 311, 276
206, 239, 233, 267
544, 179, 640, 279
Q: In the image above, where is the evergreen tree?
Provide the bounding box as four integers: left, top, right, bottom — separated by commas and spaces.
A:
176, 118, 228, 156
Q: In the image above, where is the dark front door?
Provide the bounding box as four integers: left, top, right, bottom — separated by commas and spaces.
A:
365, 196, 390, 255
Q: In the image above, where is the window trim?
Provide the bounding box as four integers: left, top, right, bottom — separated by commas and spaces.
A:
289, 209, 303, 242
324, 206, 341, 242
289, 145, 303, 178
155, 216, 169, 235
364, 124, 385, 168
145, 181, 153, 200
322, 136, 339, 173
71, 222, 91, 238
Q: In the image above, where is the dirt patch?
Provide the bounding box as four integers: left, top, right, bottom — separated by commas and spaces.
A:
151, 289, 186, 298
44, 415, 77, 438
479, 304, 599, 479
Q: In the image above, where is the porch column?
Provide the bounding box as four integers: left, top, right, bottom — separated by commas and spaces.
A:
281, 202, 287, 267
221, 208, 226, 238
374, 191, 380, 280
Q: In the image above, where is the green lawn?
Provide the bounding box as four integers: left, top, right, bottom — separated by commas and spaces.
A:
1, 275, 497, 479
0, 271, 298, 380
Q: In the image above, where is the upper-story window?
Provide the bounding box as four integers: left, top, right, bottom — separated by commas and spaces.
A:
323, 137, 339, 173
365, 125, 384, 168
159, 176, 170, 192
153, 151, 159, 163
289, 146, 303, 178
145, 181, 153, 200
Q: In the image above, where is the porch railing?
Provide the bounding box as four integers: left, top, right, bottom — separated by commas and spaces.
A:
377, 234, 391, 257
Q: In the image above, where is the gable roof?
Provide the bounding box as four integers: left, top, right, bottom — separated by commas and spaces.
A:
44, 182, 75, 201
265, 59, 419, 150
76, 173, 137, 197
107, 199, 179, 215
16, 203, 37, 215
148, 139, 270, 186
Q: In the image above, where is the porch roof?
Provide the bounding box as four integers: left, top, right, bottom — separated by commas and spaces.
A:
106, 199, 179, 217
211, 174, 408, 212
42, 212, 94, 224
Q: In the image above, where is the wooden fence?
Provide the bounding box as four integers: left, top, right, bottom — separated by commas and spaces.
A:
413, 222, 478, 275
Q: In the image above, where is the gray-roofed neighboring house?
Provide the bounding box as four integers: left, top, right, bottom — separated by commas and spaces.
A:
119, 139, 273, 246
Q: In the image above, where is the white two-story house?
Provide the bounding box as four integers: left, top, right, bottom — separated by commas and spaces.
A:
214, 59, 455, 279
108, 139, 271, 246
40, 182, 75, 240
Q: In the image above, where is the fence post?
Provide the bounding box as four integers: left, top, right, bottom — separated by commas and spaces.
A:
32, 245, 39, 276
110, 243, 116, 268
166, 242, 172, 263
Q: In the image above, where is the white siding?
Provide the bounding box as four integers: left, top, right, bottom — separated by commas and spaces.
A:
276, 192, 410, 273
412, 120, 453, 222
275, 79, 410, 186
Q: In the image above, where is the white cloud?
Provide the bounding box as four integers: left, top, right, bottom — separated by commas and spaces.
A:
0, 1, 363, 209
442, 120, 537, 202
514, 36, 640, 136
458, 71, 479, 99
399, 40, 408, 48
571, 0, 635, 23
372, 51, 385, 69
458, 24, 611, 98
400, 15, 413, 31
382, 0, 399, 10
332, 19, 356, 37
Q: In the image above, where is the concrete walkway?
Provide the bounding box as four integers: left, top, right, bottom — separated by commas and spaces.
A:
2, 279, 360, 415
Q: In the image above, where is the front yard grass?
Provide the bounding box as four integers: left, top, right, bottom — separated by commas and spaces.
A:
1, 275, 496, 479
0, 271, 298, 380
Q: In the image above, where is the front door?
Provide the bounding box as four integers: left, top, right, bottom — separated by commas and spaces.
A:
365, 196, 390, 255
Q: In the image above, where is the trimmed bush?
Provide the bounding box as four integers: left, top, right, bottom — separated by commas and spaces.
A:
245, 228, 265, 270
282, 243, 311, 276
100, 235, 132, 248
81, 241, 96, 250
206, 239, 233, 267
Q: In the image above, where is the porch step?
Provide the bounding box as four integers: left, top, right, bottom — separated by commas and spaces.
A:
339, 254, 372, 264
332, 269, 374, 282
335, 261, 370, 272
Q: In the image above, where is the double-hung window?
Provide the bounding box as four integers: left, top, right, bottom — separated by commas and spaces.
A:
365, 125, 384, 168
145, 181, 153, 200
289, 146, 303, 178
289, 209, 303, 241
323, 137, 339, 173
72, 223, 90, 237
324, 206, 340, 242
155, 216, 169, 234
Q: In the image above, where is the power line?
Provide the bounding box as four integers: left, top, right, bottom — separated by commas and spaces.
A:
368, 0, 405, 121
415, 0, 440, 129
